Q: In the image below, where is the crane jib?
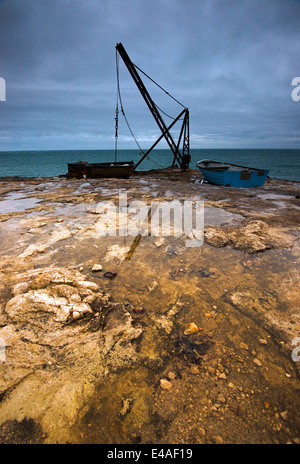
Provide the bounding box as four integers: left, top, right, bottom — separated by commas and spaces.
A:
115, 42, 190, 171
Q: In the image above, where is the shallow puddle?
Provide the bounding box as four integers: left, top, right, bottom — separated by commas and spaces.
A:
204, 207, 244, 226
0, 192, 42, 213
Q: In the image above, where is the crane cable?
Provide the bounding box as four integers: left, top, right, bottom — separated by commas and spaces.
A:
133, 62, 187, 110
116, 51, 144, 153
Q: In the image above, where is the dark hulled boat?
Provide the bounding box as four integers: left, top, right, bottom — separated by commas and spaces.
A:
67, 160, 135, 179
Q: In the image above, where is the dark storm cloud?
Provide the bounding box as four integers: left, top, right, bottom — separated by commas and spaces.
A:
0, 0, 299, 150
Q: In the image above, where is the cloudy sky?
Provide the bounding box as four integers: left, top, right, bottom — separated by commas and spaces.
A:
0, 0, 299, 151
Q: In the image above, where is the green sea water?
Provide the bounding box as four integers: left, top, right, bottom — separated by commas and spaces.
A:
0, 148, 299, 181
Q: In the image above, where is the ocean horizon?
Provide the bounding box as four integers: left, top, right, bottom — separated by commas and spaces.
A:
0, 148, 299, 182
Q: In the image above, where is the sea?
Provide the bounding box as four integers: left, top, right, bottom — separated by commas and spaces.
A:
0, 149, 299, 182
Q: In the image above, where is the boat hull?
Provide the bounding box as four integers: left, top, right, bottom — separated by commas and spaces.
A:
196, 160, 269, 188
67, 161, 135, 179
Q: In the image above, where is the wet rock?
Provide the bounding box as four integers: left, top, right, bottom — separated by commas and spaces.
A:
1, 266, 141, 376
173, 332, 214, 365
169, 268, 189, 280
147, 280, 159, 292
205, 219, 296, 253
197, 269, 215, 278
165, 245, 185, 256
154, 237, 165, 247
104, 244, 130, 262
118, 398, 133, 419
0, 418, 44, 444
101, 303, 143, 367
155, 301, 184, 334
18, 227, 73, 258
131, 306, 144, 315
103, 272, 117, 280
18, 243, 48, 258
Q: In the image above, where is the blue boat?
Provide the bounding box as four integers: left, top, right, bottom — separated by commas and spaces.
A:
196, 159, 269, 188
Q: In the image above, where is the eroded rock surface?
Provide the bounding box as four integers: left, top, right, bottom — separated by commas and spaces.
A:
0, 266, 143, 443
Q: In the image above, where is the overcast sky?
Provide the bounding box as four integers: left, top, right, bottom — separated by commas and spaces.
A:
0, 0, 299, 151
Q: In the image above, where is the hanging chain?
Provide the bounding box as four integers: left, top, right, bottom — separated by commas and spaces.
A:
114, 52, 120, 163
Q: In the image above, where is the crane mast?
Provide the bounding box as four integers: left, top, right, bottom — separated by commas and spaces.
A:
115, 43, 190, 170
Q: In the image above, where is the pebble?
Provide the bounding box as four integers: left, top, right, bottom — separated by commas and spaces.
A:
259, 338, 268, 345
184, 322, 199, 335
240, 342, 249, 350
160, 379, 173, 390
198, 427, 206, 437
154, 237, 165, 247
72, 311, 81, 320
190, 365, 200, 375
92, 264, 103, 272
218, 373, 226, 380
218, 393, 226, 403
253, 358, 262, 367
214, 436, 224, 444
280, 411, 288, 420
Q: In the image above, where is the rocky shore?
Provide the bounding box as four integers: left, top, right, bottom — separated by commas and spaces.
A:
0, 170, 299, 444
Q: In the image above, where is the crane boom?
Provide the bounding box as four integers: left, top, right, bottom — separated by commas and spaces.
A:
115, 43, 190, 170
